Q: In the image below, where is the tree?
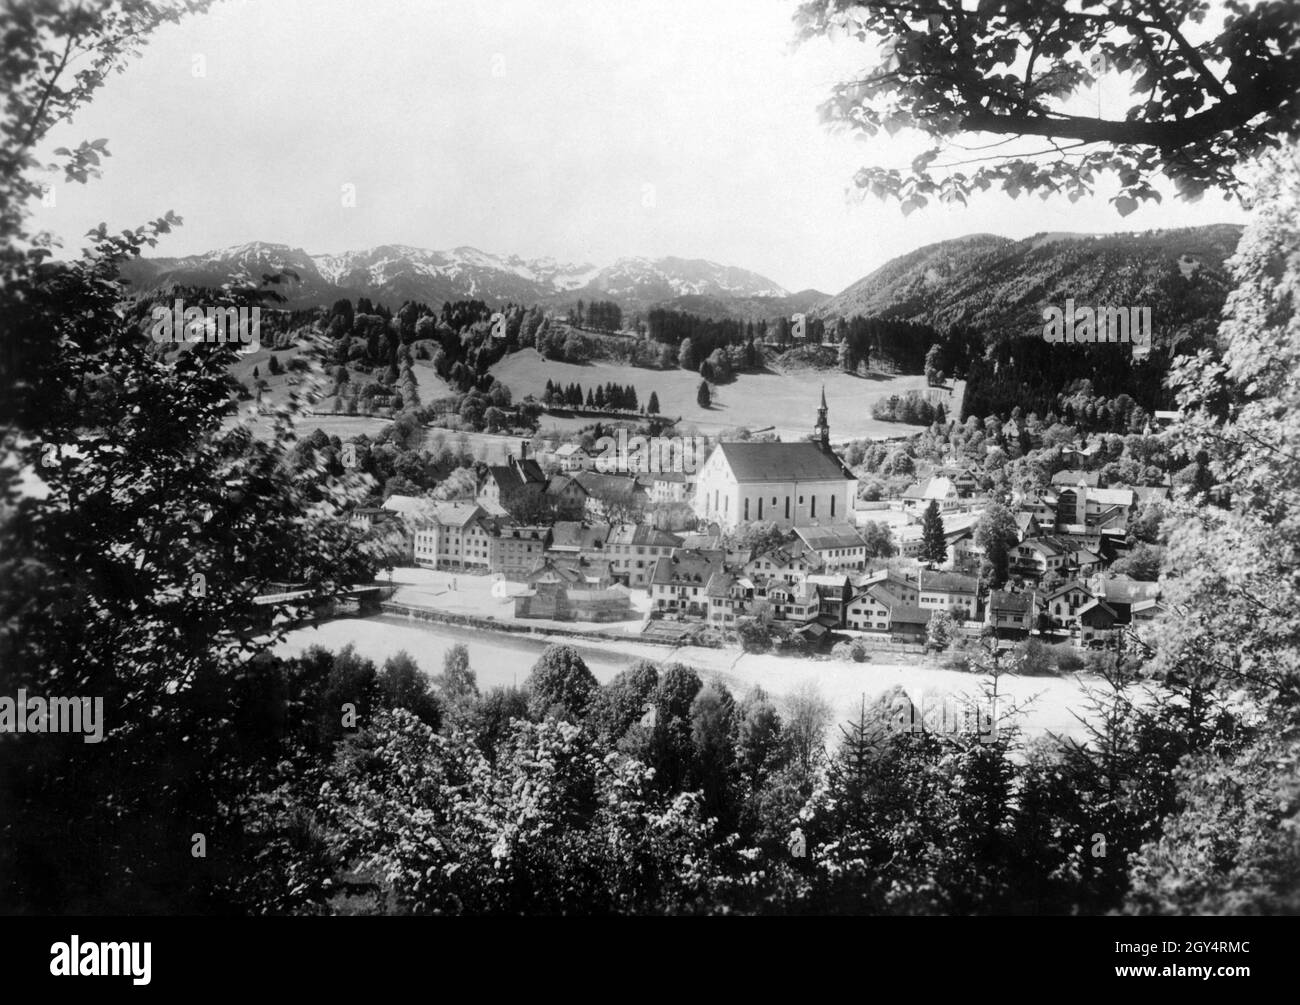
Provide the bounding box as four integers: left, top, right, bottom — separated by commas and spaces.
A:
784, 682, 833, 789
797, 0, 1300, 213
1110, 542, 1162, 581
975, 502, 1019, 588
437, 643, 478, 700
737, 618, 772, 653
696, 380, 711, 409
647, 391, 660, 415
689, 682, 738, 823
859, 520, 895, 558
678, 337, 699, 371
526, 645, 598, 720
927, 608, 957, 651
921, 500, 947, 565
378, 651, 442, 729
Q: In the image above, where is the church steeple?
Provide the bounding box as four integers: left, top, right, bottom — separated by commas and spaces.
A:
814, 386, 830, 450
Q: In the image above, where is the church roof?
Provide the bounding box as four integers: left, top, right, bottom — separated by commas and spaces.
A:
716, 442, 852, 483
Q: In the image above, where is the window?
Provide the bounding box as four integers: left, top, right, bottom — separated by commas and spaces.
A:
758, 498, 764, 519
785, 497, 790, 519
744, 499, 749, 520
831, 495, 836, 517
810, 496, 816, 518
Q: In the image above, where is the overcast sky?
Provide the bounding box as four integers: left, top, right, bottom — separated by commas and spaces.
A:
31, 0, 1248, 294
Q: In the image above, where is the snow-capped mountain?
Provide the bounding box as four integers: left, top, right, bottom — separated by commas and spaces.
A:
117, 242, 792, 313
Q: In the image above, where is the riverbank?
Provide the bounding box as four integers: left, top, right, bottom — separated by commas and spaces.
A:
275, 613, 1107, 740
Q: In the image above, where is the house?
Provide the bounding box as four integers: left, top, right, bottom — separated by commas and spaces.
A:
985, 590, 1034, 637
544, 473, 588, 519
380, 494, 439, 563
806, 572, 854, 627
547, 521, 611, 563
605, 523, 683, 588
573, 470, 649, 521
1013, 511, 1043, 542
478, 452, 547, 517
553, 442, 592, 472
901, 476, 962, 513
744, 538, 824, 586
693, 393, 857, 529
648, 470, 693, 504
766, 580, 820, 624
793, 524, 869, 571
951, 468, 981, 497
1056, 483, 1135, 529
1051, 469, 1104, 488
1087, 574, 1161, 623
859, 568, 921, 606
412, 502, 493, 570
706, 571, 755, 627
1012, 536, 1073, 579
916, 569, 979, 620
488, 525, 552, 580
843, 583, 929, 641
1040, 579, 1093, 622
1077, 599, 1120, 647
648, 549, 724, 617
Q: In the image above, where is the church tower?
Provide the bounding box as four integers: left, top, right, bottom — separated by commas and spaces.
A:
814, 386, 830, 451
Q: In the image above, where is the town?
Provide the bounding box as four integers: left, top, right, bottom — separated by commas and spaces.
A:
342, 387, 1168, 665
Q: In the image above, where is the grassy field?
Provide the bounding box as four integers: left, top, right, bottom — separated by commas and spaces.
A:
492, 348, 962, 442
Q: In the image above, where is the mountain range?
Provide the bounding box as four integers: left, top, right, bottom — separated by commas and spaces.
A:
118, 224, 1244, 331
117, 242, 809, 318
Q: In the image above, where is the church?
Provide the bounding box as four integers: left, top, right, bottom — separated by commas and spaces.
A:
693, 390, 858, 530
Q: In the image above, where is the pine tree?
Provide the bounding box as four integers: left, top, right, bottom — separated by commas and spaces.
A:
648, 391, 660, 415
921, 499, 947, 565
697, 380, 711, 408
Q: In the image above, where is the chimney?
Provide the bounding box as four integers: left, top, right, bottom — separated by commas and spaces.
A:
520, 440, 529, 460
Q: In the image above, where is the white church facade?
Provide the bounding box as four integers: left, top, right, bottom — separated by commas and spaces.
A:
693, 390, 858, 531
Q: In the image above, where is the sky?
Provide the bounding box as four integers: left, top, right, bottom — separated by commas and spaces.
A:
30, 0, 1249, 294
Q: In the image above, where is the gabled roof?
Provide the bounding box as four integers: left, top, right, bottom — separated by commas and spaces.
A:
1052, 469, 1103, 487
545, 473, 587, 497
988, 590, 1032, 614
431, 501, 487, 528
649, 549, 724, 587
1091, 575, 1161, 604
554, 443, 587, 458
382, 494, 432, 516
548, 521, 610, 551
573, 470, 648, 499
1077, 598, 1119, 622
1089, 487, 1135, 508
715, 442, 853, 483
607, 523, 683, 548
484, 458, 546, 493
1043, 579, 1091, 601
917, 571, 978, 594
794, 525, 867, 551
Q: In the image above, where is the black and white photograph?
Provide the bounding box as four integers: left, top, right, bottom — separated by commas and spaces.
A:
1, 0, 1298, 949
